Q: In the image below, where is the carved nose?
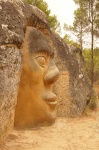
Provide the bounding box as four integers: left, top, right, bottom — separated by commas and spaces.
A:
44, 64, 59, 84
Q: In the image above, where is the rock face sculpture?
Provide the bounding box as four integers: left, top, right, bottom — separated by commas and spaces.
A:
0, 0, 92, 136
0, 0, 59, 134
15, 27, 59, 128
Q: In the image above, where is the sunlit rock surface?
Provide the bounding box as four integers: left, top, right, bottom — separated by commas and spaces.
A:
53, 34, 92, 117
0, 0, 55, 136
0, 0, 92, 136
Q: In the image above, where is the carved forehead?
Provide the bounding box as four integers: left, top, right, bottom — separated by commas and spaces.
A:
25, 27, 54, 57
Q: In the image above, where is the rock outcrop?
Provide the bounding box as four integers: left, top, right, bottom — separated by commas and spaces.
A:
0, 0, 54, 136
0, 0, 92, 136
53, 34, 92, 117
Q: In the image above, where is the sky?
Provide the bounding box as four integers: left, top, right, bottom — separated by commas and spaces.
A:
44, 0, 77, 36
44, 0, 99, 48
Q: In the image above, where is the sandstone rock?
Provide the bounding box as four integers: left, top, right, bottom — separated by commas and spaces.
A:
53, 34, 92, 117
0, 45, 21, 137
0, 0, 92, 136
0, 0, 51, 136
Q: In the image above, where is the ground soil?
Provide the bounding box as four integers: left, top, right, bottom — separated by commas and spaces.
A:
0, 85, 99, 150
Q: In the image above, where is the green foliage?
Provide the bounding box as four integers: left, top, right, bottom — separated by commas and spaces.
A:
64, 5, 88, 50
23, 0, 61, 33
63, 34, 80, 48
73, 7, 88, 30
47, 15, 61, 33
83, 48, 99, 82
24, 0, 33, 4
64, 0, 99, 46
65, 0, 99, 84
74, 0, 99, 37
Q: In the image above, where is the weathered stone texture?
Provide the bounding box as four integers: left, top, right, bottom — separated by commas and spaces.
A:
0, 45, 21, 136
0, 0, 92, 136
0, 0, 47, 47
0, 0, 49, 136
53, 34, 92, 117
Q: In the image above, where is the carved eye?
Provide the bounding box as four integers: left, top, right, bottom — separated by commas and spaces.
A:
35, 56, 46, 67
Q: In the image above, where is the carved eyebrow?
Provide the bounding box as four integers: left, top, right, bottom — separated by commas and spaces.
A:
30, 48, 54, 58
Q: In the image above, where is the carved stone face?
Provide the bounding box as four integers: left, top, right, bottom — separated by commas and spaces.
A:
15, 27, 59, 128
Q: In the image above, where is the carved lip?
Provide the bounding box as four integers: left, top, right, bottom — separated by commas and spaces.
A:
42, 92, 57, 105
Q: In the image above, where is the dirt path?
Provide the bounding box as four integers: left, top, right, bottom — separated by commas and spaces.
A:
0, 84, 99, 150
0, 107, 99, 150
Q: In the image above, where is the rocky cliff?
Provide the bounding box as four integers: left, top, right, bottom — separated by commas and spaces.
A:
0, 0, 92, 137
53, 34, 92, 117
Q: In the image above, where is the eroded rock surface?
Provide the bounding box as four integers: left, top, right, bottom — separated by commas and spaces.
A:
14, 26, 59, 129
0, 0, 55, 136
0, 0, 92, 136
53, 34, 92, 117
0, 45, 21, 137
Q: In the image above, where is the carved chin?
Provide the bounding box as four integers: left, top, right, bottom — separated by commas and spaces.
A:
40, 93, 57, 125
43, 108, 57, 126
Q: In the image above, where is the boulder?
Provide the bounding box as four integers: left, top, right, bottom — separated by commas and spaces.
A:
53, 34, 92, 117
0, 0, 92, 136
0, 0, 52, 136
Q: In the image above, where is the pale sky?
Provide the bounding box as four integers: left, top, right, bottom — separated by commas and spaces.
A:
44, 1, 99, 48
44, 0, 77, 28
44, 0, 77, 37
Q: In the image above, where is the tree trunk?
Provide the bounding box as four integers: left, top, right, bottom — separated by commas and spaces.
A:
91, 0, 94, 86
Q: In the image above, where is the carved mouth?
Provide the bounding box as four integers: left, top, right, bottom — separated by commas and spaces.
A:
42, 92, 57, 106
